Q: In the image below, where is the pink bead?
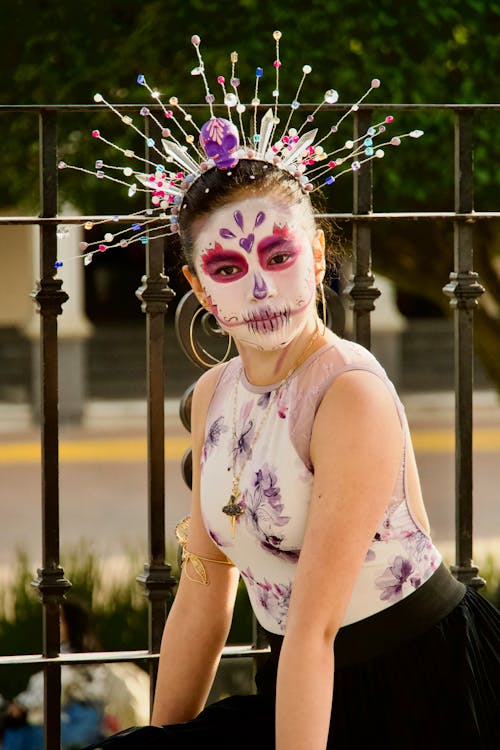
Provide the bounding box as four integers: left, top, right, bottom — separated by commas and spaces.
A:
307, 158, 315, 165
328, 161, 336, 168
191, 35, 201, 46
273, 60, 281, 68
148, 175, 155, 182
282, 136, 290, 144
98, 244, 106, 252
176, 172, 184, 179
92, 130, 100, 138
272, 146, 278, 153
307, 146, 314, 155
217, 75, 225, 84
385, 116, 394, 123
161, 129, 171, 137
165, 111, 173, 119
371, 78, 381, 88
293, 136, 299, 142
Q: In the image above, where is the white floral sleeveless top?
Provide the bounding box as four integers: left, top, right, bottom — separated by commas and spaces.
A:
200, 336, 441, 635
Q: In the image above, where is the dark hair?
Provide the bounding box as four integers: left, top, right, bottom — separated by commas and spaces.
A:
178, 159, 320, 271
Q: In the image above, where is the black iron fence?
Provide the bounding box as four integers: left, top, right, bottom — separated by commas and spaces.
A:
0, 102, 499, 748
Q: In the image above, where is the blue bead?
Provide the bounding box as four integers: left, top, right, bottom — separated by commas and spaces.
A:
137, 74, 145, 85
140, 236, 148, 244
365, 147, 374, 156
256, 67, 264, 78
132, 223, 141, 231
54, 261, 63, 268
324, 176, 335, 186
364, 137, 373, 147
156, 165, 165, 172
147, 138, 155, 147
253, 134, 260, 143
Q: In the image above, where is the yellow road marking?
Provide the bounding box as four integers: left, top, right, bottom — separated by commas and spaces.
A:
0, 437, 191, 464
0, 429, 499, 464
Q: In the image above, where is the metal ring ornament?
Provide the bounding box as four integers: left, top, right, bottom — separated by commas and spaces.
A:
175, 289, 233, 370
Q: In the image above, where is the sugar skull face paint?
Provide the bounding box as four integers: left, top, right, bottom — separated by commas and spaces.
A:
193, 198, 318, 350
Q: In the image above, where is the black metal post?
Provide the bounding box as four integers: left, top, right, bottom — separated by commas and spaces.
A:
443, 110, 485, 587
135, 144, 177, 705
30, 109, 71, 750
345, 109, 380, 348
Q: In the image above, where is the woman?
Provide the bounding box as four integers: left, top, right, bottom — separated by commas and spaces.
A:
87, 158, 500, 749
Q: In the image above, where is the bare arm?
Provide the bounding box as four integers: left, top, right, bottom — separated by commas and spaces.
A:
275, 370, 404, 750
151, 366, 240, 726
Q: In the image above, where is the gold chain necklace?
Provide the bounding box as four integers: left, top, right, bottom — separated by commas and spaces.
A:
222, 324, 320, 537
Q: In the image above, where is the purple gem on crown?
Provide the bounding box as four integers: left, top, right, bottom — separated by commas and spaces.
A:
200, 117, 240, 170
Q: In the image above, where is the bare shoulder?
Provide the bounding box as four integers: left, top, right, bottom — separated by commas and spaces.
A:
311, 369, 402, 459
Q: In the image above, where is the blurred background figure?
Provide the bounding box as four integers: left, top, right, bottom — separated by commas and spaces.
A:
0, 600, 149, 750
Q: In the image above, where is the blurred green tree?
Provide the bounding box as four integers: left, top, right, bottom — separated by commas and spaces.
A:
1, 0, 499, 385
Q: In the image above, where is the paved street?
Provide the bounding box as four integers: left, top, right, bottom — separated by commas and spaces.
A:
1, 391, 499, 582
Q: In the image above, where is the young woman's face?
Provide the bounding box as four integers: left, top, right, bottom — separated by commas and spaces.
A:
191, 196, 322, 350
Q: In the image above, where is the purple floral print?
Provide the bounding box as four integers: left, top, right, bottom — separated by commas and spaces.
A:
202, 416, 228, 464
372, 494, 440, 585
257, 391, 271, 408
375, 556, 416, 603
208, 527, 230, 548
241, 567, 291, 629
241, 463, 300, 562
276, 387, 289, 419
233, 399, 256, 469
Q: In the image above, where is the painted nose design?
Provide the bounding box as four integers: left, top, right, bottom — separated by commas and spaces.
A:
252, 272, 271, 300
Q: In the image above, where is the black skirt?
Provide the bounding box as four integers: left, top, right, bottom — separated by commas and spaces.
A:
86, 571, 500, 750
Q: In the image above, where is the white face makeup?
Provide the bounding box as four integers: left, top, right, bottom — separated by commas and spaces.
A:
193, 197, 318, 351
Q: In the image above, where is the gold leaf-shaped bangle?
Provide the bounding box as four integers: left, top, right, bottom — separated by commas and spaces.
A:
175, 516, 234, 585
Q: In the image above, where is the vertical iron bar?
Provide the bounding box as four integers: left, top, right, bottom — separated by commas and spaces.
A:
31, 109, 71, 750
345, 109, 380, 348
136, 119, 177, 710
443, 109, 484, 587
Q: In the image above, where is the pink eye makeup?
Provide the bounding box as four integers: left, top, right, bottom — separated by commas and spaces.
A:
257, 236, 299, 271
201, 242, 249, 282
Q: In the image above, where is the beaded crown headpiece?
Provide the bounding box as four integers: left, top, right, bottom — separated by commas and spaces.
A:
57, 31, 423, 267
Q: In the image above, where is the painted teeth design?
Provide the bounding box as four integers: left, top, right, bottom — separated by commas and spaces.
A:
243, 306, 290, 334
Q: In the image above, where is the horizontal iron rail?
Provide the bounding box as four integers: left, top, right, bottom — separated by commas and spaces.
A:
0, 213, 499, 225
0, 645, 270, 667
1, 103, 500, 112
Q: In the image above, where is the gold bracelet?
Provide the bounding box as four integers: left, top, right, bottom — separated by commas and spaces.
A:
176, 516, 234, 586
